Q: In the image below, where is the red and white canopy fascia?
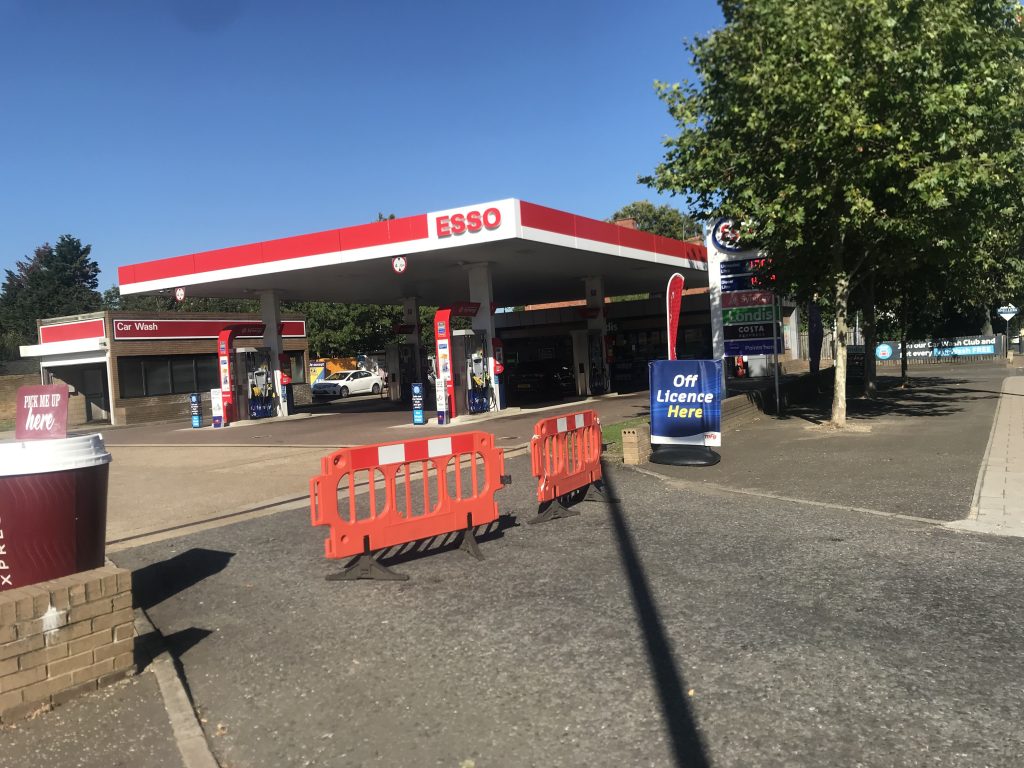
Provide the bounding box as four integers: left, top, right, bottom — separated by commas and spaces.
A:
117, 199, 708, 307
19, 316, 109, 365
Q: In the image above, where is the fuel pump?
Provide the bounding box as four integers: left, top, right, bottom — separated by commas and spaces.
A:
239, 347, 275, 419
451, 329, 492, 414
385, 343, 417, 402
588, 331, 608, 395
467, 345, 489, 414
491, 337, 505, 409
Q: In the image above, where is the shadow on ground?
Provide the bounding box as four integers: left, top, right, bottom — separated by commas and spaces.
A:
784, 375, 996, 424
132, 548, 234, 610
583, 464, 711, 767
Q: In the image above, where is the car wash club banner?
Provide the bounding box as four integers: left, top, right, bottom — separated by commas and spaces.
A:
649, 359, 723, 447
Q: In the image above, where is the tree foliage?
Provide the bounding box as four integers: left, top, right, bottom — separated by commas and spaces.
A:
646, 0, 1024, 425
101, 287, 259, 314
280, 302, 401, 358
608, 201, 701, 240
0, 236, 102, 354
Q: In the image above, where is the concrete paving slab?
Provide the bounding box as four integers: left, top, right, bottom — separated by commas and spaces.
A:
0, 671, 184, 768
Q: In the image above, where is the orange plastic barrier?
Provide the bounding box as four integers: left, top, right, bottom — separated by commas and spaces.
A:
529, 409, 605, 523
310, 431, 508, 580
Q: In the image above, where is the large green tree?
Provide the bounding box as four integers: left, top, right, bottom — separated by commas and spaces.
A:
0, 235, 102, 353
283, 301, 403, 357
609, 201, 701, 240
645, 0, 1024, 426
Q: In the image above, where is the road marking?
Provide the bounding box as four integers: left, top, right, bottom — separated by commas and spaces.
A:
629, 466, 945, 527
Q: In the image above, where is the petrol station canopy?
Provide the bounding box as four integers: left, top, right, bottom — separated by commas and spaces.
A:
117, 199, 708, 306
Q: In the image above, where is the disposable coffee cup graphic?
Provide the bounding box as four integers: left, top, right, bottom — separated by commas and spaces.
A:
0, 434, 112, 591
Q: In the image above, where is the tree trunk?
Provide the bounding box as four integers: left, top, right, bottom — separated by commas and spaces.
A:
900, 291, 909, 387
861, 272, 877, 397
831, 272, 851, 427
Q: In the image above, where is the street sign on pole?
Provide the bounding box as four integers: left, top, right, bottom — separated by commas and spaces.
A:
998, 305, 1018, 357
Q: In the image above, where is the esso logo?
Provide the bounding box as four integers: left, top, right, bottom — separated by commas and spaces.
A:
436, 207, 501, 238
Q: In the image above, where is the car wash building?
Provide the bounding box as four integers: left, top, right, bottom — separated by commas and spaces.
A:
18, 311, 309, 426
113, 198, 802, 423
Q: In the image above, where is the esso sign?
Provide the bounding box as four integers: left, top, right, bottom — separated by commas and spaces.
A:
436, 207, 501, 238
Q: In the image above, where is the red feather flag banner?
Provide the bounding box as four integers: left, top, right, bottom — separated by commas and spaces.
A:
666, 272, 685, 360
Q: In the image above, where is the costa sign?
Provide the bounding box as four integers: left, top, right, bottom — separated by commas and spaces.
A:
435, 207, 501, 238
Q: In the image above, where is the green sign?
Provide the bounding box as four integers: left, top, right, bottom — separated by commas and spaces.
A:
722, 306, 775, 325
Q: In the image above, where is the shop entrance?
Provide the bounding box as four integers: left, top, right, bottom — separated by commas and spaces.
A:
500, 334, 576, 405
47, 363, 110, 424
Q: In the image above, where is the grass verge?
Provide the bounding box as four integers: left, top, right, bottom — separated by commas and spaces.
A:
601, 416, 649, 453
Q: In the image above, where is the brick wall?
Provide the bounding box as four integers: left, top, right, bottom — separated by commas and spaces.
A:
0, 373, 39, 422
722, 392, 761, 428
0, 566, 134, 722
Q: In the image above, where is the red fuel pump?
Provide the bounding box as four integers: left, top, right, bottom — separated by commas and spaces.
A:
217, 328, 237, 425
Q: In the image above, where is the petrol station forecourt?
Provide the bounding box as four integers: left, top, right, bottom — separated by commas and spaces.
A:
9, 200, 1014, 765
116, 198, 710, 422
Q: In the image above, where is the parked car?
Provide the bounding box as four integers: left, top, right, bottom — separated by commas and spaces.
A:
505, 359, 575, 400
312, 369, 383, 398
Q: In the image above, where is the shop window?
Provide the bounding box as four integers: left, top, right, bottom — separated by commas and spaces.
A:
118, 359, 145, 398
196, 356, 219, 391
143, 359, 172, 396
119, 354, 221, 398
171, 357, 197, 393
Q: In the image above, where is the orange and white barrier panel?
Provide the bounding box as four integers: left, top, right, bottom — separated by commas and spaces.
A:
529, 409, 605, 523
310, 431, 508, 580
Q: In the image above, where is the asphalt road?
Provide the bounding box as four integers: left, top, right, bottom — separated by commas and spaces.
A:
110, 445, 1024, 767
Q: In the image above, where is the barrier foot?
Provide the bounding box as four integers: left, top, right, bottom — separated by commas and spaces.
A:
326, 538, 409, 582
527, 499, 580, 525
458, 516, 485, 561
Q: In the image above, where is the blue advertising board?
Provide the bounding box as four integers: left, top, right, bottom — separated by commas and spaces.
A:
649, 360, 722, 446
411, 382, 425, 425
189, 392, 202, 429
724, 338, 783, 356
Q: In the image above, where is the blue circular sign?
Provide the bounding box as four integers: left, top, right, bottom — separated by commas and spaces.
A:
711, 218, 747, 253
875, 343, 893, 360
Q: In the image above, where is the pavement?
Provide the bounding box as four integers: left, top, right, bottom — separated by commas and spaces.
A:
6, 362, 1024, 767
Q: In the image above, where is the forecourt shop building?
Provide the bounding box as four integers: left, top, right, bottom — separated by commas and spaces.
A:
18, 311, 310, 427
115, 198, 710, 421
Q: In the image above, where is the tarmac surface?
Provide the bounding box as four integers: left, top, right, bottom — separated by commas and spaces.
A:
6, 362, 1024, 767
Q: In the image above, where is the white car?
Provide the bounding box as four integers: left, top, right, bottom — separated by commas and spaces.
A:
312, 370, 383, 398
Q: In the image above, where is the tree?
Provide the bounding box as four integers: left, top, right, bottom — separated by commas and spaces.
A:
101, 286, 260, 313
608, 201, 701, 240
0, 235, 102, 352
645, 0, 1024, 426
283, 301, 402, 357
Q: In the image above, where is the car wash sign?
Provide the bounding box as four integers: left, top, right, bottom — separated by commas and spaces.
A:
649, 360, 722, 447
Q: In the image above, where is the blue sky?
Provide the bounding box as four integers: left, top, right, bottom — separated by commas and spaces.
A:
0, 0, 723, 290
